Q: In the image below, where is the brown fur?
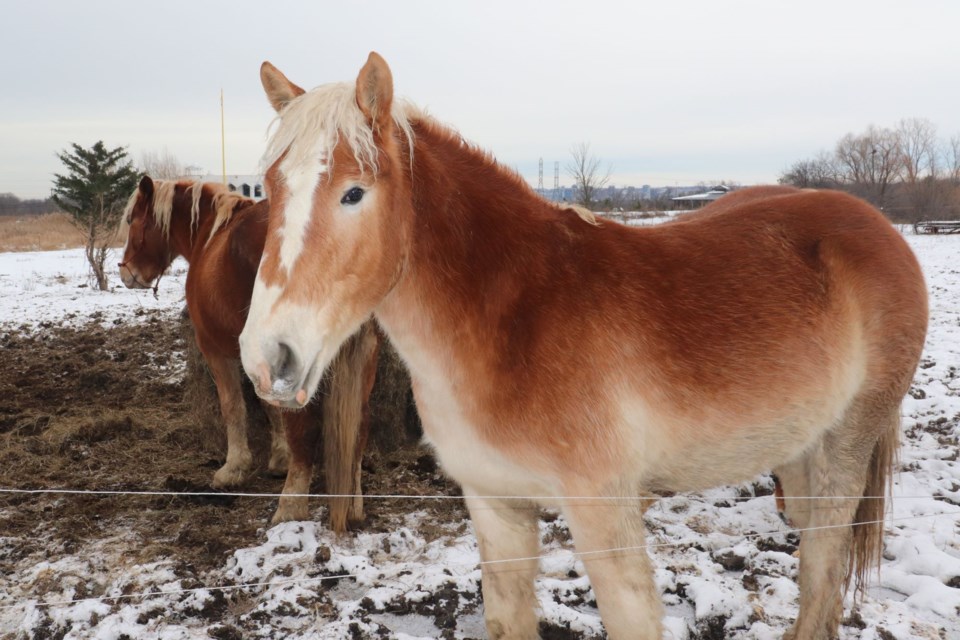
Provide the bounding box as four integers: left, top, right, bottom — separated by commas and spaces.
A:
118, 177, 378, 531
242, 55, 928, 638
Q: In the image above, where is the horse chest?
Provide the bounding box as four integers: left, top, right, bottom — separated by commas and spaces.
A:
410, 368, 557, 499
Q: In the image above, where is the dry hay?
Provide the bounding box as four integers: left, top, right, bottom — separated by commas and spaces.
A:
178, 316, 421, 457
368, 327, 422, 450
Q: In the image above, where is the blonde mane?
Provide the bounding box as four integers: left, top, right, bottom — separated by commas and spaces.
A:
261, 82, 417, 176
558, 203, 598, 225
262, 84, 598, 229
122, 179, 254, 244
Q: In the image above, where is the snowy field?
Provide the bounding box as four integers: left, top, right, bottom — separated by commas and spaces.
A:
0, 232, 958, 639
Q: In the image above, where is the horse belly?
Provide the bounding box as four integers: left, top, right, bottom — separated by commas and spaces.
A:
624, 382, 862, 493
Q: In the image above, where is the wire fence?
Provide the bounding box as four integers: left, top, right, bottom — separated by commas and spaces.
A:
1, 484, 957, 612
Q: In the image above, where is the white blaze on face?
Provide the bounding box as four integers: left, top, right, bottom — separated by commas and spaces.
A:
239, 276, 284, 386
240, 266, 336, 403
277, 149, 327, 274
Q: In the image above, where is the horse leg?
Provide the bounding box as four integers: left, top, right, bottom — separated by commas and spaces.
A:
207, 356, 254, 488
562, 495, 663, 640
786, 399, 899, 640
262, 402, 291, 477
271, 408, 318, 524
773, 457, 813, 530
465, 492, 540, 640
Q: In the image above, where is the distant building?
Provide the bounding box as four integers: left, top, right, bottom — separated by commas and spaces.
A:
200, 174, 266, 201
670, 185, 731, 206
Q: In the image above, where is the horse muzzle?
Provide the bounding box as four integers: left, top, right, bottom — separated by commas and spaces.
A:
118, 264, 152, 290
241, 333, 321, 409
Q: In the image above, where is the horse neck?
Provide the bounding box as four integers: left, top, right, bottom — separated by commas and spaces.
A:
379, 122, 556, 356
166, 184, 217, 262
418, 126, 541, 269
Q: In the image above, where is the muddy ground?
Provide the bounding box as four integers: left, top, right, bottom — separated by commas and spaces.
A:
0, 310, 464, 588
2, 304, 957, 640
0, 313, 778, 640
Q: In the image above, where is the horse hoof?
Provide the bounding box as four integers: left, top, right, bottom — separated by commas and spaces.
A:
212, 465, 248, 488
271, 504, 309, 524
266, 459, 289, 477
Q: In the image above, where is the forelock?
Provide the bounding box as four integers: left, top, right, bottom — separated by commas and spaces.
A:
120, 179, 176, 238
260, 81, 417, 179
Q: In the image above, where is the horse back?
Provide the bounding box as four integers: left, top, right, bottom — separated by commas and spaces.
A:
606, 189, 925, 409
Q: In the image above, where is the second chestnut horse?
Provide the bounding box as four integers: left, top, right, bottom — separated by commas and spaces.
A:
119, 177, 378, 531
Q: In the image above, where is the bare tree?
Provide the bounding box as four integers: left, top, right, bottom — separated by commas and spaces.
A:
947, 134, 960, 186
895, 118, 944, 222
781, 121, 960, 222
566, 142, 611, 208
140, 148, 185, 180
897, 118, 938, 182
834, 125, 902, 211
779, 151, 838, 188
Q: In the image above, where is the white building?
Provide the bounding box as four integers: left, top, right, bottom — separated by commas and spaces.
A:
671, 185, 731, 206
199, 174, 266, 201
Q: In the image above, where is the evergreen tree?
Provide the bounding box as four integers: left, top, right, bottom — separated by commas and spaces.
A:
51, 141, 139, 290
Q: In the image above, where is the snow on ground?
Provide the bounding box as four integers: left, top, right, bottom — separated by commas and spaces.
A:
0, 234, 958, 639
0, 249, 188, 330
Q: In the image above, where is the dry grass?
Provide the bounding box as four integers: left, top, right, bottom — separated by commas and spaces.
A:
0, 213, 84, 252
0, 213, 125, 253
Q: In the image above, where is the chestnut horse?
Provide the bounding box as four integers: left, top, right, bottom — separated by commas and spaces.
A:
239, 54, 928, 639
119, 177, 379, 531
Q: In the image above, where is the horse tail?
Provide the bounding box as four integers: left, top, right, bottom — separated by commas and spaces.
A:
847, 409, 899, 598
323, 322, 379, 533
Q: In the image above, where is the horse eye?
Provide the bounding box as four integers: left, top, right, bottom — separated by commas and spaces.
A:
126, 215, 132, 225
341, 187, 365, 205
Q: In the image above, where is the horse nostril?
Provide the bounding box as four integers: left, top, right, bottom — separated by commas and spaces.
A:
272, 341, 298, 385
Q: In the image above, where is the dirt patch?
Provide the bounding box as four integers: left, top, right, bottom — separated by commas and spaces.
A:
0, 313, 456, 580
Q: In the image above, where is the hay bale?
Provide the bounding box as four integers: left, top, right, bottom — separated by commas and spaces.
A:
367, 332, 421, 451
180, 310, 420, 460
179, 307, 224, 455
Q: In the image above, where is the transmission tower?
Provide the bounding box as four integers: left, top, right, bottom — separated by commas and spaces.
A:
553, 162, 560, 201
537, 158, 544, 196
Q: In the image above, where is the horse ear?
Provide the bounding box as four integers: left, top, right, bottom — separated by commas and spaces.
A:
139, 175, 154, 199
355, 52, 393, 132
260, 62, 305, 113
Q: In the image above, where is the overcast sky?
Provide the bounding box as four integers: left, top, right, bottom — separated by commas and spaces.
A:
3, 0, 959, 199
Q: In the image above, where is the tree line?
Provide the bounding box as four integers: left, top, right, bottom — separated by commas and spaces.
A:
779, 117, 960, 223
0, 193, 57, 216
39, 122, 960, 293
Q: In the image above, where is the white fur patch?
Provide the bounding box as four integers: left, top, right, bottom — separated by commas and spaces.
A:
239, 276, 284, 375
277, 151, 327, 274
240, 271, 339, 404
